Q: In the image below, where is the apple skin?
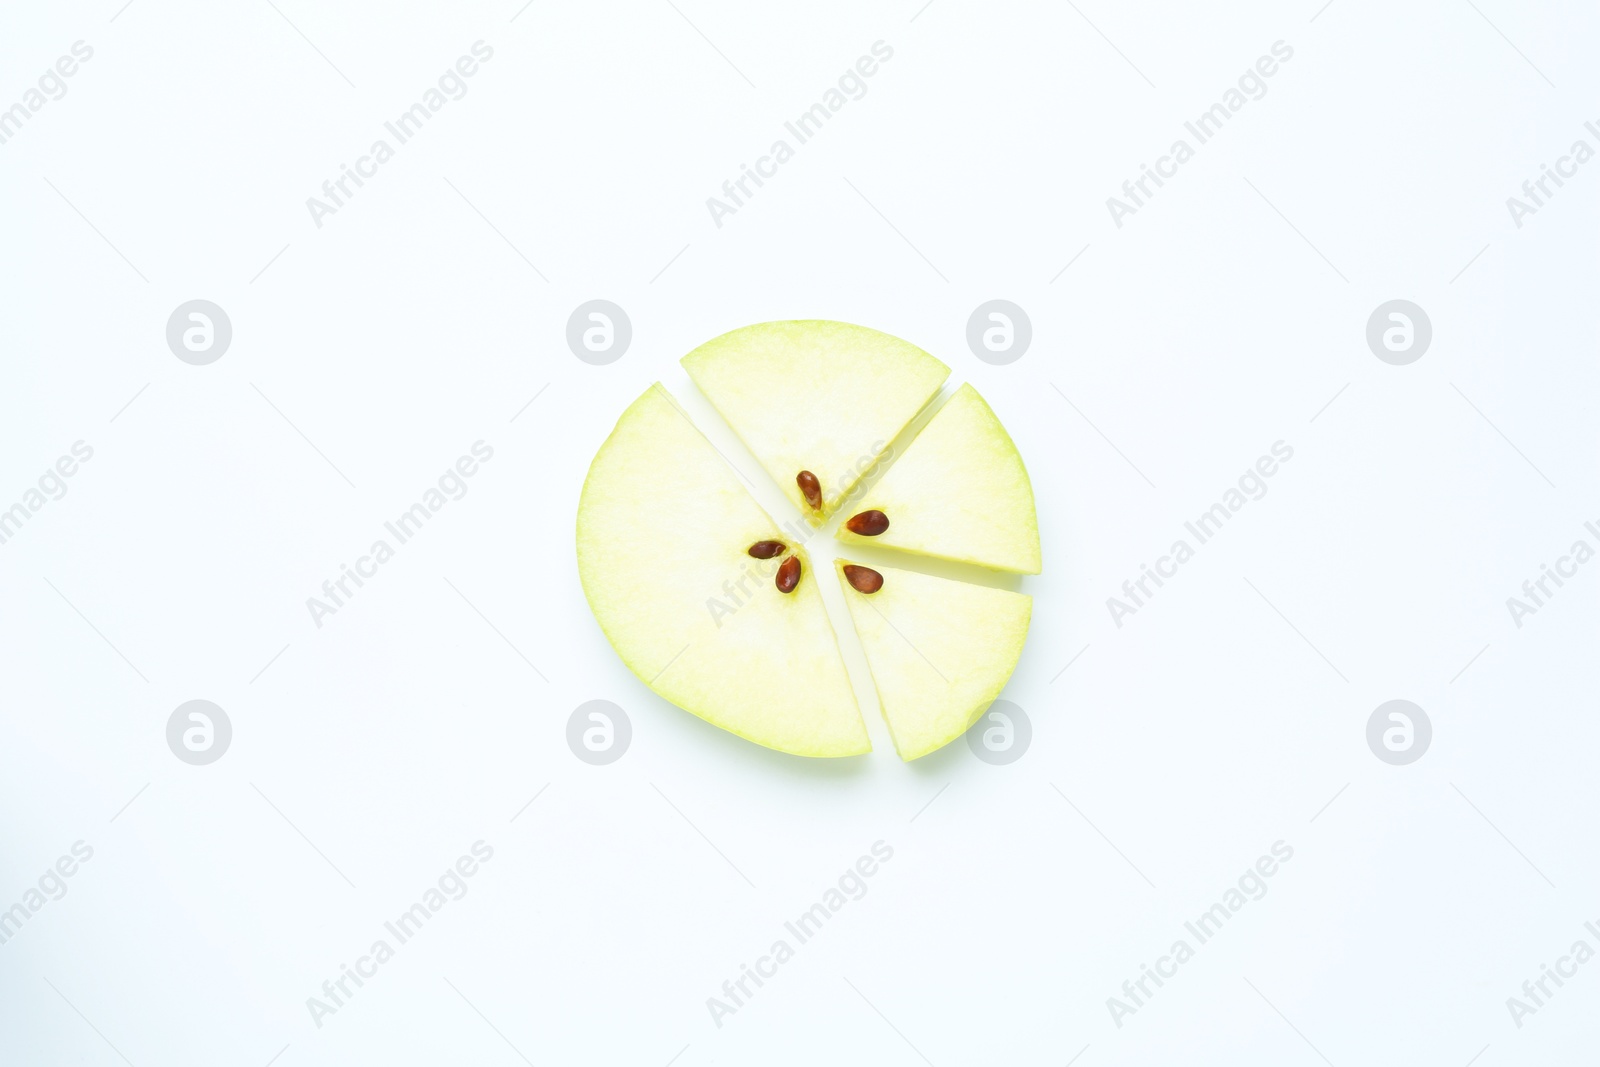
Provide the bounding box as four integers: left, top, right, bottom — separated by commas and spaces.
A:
836, 384, 1042, 575
682, 320, 949, 516
578, 323, 1042, 764
577, 385, 870, 758
833, 559, 1031, 761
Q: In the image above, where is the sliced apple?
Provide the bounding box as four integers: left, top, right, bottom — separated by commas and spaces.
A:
681, 321, 949, 516
834, 560, 1031, 760
836, 384, 1041, 574
577, 385, 869, 757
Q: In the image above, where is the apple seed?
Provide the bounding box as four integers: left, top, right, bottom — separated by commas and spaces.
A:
796, 470, 822, 510
845, 510, 889, 536
842, 565, 883, 594
747, 540, 786, 559
775, 555, 802, 594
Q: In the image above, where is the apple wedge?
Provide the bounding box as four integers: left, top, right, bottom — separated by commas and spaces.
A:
681, 321, 949, 517
577, 385, 869, 757
836, 384, 1042, 574
834, 560, 1032, 760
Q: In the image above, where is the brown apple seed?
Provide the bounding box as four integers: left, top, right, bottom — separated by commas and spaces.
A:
843, 564, 883, 594
775, 555, 802, 594
796, 470, 822, 510
747, 541, 786, 559
845, 510, 889, 536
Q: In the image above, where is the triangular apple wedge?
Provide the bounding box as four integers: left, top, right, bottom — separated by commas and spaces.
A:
834, 560, 1031, 760
681, 321, 949, 517
836, 384, 1041, 574
577, 385, 869, 757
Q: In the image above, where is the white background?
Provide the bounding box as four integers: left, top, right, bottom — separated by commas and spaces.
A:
2, 1, 1597, 1064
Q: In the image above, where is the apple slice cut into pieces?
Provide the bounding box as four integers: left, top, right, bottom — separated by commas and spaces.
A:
834, 560, 1031, 760
577, 385, 869, 757
836, 384, 1041, 574
682, 321, 949, 516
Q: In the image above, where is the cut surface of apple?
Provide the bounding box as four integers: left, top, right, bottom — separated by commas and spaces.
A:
836, 383, 1042, 575
682, 321, 949, 516
577, 384, 869, 757
834, 560, 1032, 761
